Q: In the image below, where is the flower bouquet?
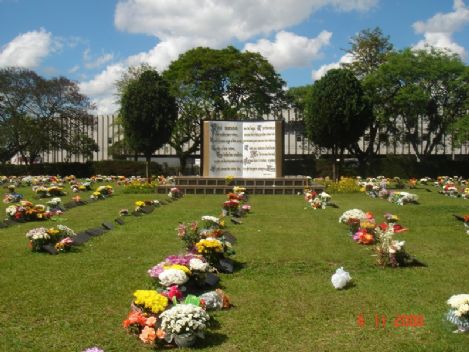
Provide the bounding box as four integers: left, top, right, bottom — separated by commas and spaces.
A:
364, 182, 380, 198
195, 237, 234, 268
159, 303, 210, 347
2, 192, 23, 204
408, 178, 417, 189
388, 191, 418, 205
443, 183, 460, 197
446, 294, 469, 333
373, 226, 411, 267
222, 199, 240, 216
177, 222, 201, 250
304, 189, 317, 203
339, 209, 366, 235
462, 188, 469, 199
200, 289, 231, 310
168, 187, 183, 199
134, 200, 146, 212
309, 191, 332, 209
47, 186, 66, 197
232, 186, 248, 202
146, 255, 216, 303
419, 177, 432, 185
90, 185, 112, 200
25, 224, 76, 252
131, 290, 169, 316
33, 186, 49, 198
123, 310, 165, 345
71, 182, 92, 193
378, 213, 408, 234
134, 199, 160, 212
201, 215, 224, 229
6, 200, 50, 222
124, 290, 169, 346
46, 197, 64, 215
156, 265, 191, 288
224, 175, 234, 185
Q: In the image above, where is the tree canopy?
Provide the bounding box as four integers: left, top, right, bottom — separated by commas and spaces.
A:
343, 27, 394, 79
366, 48, 469, 158
304, 68, 371, 164
119, 68, 177, 178
163, 46, 288, 173
0, 67, 97, 164
341, 27, 396, 160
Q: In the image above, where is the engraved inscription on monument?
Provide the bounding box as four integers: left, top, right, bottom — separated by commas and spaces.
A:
204, 121, 280, 178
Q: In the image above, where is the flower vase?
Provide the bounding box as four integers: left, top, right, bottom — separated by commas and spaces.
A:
455, 325, 469, 333
173, 333, 197, 347
447, 310, 469, 333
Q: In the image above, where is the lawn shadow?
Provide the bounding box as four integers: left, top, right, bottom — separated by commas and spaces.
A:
400, 258, 427, 268
232, 259, 247, 272
342, 282, 357, 290
193, 332, 228, 349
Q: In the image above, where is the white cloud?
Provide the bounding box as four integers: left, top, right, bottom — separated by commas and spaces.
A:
243, 30, 332, 71
68, 65, 80, 74
79, 63, 126, 114
412, 0, 469, 58
83, 48, 114, 69
83, 0, 377, 114
114, 0, 376, 42
0, 28, 54, 68
311, 53, 354, 81
126, 37, 200, 71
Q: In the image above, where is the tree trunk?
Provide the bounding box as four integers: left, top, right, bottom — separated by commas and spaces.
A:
179, 155, 187, 176
145, 155, 151, 182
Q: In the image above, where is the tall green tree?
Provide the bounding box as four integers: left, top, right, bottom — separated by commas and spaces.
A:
286, 85, 313, 115
0, 120, 17, 164
366, 48, 469, 159
304, 69, 372, 179
163, 46, 287, 173
342, 27, 395, 161
343, 27, 394, 79
0, 67, 97, 163
119, 69, 177, 179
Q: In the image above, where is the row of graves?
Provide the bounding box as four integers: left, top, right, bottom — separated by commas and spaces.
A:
302, 177, 469, 333
1, 172, 255, 348
120, 186, 251, 348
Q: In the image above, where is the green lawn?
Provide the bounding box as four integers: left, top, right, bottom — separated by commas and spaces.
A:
0, 185, 468, 351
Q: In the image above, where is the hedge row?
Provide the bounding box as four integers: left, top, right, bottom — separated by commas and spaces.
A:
1, 156, 468, 178
0, 160, 170, 178
284, 155, 469, 178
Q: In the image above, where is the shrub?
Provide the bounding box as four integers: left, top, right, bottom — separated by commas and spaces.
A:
312, 177, 361, 193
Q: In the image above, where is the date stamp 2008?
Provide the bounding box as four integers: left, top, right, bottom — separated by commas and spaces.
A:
357, 313, 425, 328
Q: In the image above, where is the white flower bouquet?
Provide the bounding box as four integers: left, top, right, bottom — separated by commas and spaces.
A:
189, 258, 209, 272
159, 304, 210, 346
158, 268, 189, 287
338, 209, 366, 224
201, 215, 222, 226
388, 191, 418, 205
446, 294, 469, 333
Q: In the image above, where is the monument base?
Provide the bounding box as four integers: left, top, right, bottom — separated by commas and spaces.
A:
157, 176, 324, 195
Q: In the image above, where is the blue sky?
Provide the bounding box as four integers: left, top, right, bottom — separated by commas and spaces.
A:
1, 0, 468, 114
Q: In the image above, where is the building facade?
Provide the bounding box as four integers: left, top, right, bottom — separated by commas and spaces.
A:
37, 110, 469, 164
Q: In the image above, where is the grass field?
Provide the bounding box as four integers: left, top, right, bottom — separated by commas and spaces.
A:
0, 185, 468, 351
